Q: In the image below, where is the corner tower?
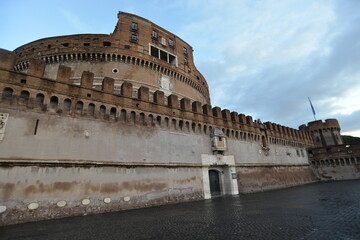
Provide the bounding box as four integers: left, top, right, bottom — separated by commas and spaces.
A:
13, 12, 210, 104
299, 119, 343, 147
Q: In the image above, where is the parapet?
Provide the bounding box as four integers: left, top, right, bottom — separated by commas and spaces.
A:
301, 119, 341, 132
0, 49, 16, 70
0, 58, 314, 147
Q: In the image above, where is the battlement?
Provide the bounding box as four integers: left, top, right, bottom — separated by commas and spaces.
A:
0, 49, 314, 147
299, 119, 341, 132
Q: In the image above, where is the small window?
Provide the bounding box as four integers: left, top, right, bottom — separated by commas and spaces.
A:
47, 44, 51, 49
131, 22, 138, 31
84, 43, 90, 46
196, 76, 200, 81
161, 37, 167, 46
103, 41, 111, 47
130, 34, 138, 43
152, 30, 158, 40
183, 47, 187, 55
184, 57, 189, 65
21, 79, 27, 84
62, 43, 69, 47
124, 45, 131, 49
169, 39, 174, 48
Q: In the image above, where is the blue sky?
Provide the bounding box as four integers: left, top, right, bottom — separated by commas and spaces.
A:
1, 0, 359, 137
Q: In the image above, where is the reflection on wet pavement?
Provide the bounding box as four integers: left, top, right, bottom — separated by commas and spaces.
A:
1, 180, 360, 240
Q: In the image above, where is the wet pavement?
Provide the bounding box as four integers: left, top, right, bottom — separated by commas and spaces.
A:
1, 180, 360, 240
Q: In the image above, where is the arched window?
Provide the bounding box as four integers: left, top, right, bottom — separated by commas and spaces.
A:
49, 96, 59, 111
88, 103, 95, 115
76, 101, 84, 114
130, 111, 136, 123
156, 116, 161, 127
35, 93, 44, 106
63, 99, 72, 113
149, 114, 154, 125
2, 87, 14, 100
192, 123, 196, 132
19, 90, 30, 102
164, 117, 169, 128
121, 109, 127, 121
140, 113, 145, 124
179, 120, 183, 130
110, 107, 117, 118
100, 105, 106, 117
172, 119, 177, 129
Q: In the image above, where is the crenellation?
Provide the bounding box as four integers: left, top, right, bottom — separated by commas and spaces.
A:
137, 86, 149, 102
101, 77, 115, 93
202, 104, 212, 116
56, 65, 72, 83
120, 81, 133, 98
230, 112, 239, 122
167, 94, 179, 108
153, 90, 164, 105
192, 101, 202, 113
245, 116, 253, 126
26, 59, 45, 77
180, 97, 191, 111
0, 49, 16, 70
221, 109, 231, 120
80, 71, 94, 89
212, 107, 221, 118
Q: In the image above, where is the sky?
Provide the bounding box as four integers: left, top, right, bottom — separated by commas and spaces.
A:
0, 0, 359, 137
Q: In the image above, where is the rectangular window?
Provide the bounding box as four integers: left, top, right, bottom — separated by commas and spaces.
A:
160, 50, 168, 62
183, 47, 187, 55
131, 22, 138, 31
169, 39, 174, 48
151, 46, 159, 58
103, 41, 111, 47
169, 54, 176, 65
152, 30, 158, 40
184, 57, 189, 65
130, 34, 138, 43
149, 44, 177, 66
161, 37, 167, 46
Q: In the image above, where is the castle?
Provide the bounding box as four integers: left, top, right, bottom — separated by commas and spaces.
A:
0, 12, 359, 226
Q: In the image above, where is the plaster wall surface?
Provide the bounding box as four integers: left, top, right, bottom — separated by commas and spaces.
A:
0, 108, 211, 163
227, 139, 309, 165
0, 165, 203, 225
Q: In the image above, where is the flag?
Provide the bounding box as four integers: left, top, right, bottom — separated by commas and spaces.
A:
308, 97, 316, 120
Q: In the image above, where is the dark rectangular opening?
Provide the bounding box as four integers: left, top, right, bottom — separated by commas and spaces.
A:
169, 54, 176, 65
34, 119, 39, 135
103, 41, 111, 47
130, 34, 138, 43
84, 43, 90, 46
20, 79, 27, 84
160, 50, 167, 62
151, 46, 159, 58
62, 43, 69, 47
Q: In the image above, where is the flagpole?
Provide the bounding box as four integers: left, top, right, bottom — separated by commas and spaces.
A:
308, 97, 316, 121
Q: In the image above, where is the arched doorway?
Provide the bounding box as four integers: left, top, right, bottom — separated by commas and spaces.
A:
209, 170, 221, 197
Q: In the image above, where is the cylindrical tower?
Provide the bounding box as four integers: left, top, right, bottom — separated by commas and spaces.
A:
299, 119, 343, 147
13, 12, 210, 104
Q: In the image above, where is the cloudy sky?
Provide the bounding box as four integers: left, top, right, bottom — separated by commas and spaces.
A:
1, 0, 359, 136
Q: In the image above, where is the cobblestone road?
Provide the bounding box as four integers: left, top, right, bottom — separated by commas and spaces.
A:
2, 180, 360, 240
